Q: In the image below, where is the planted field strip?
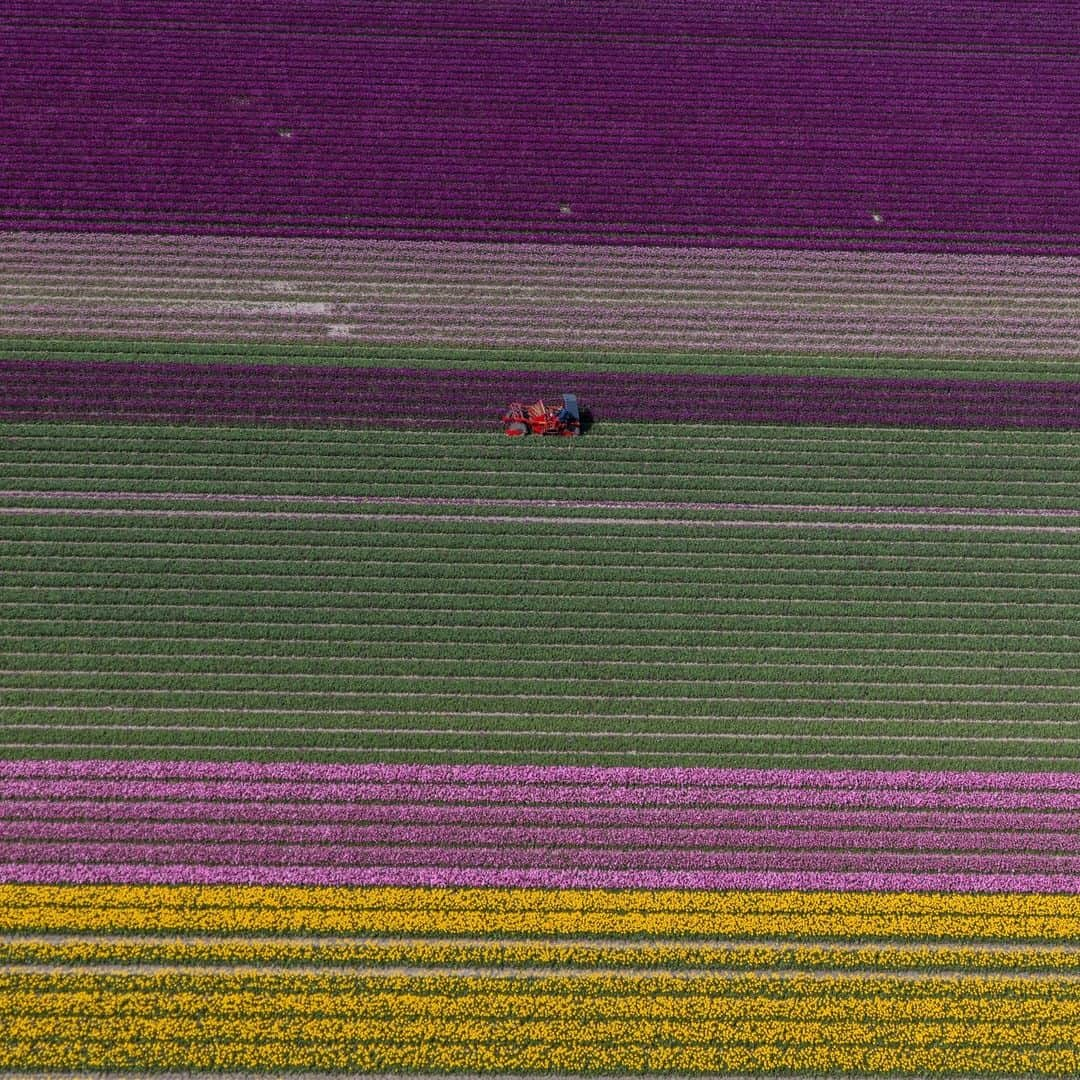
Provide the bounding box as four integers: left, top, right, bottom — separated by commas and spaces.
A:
9, 485, 1080, 767
4, 760, 1080, 891
5, 882, 1080, 942
2, 966, 1080, 1073
2, 884, 1080, 1073
4, 234, 1079, 368
13, 934, 1080, 977
10, 359, 1080, 430
9, 335, 1080, 383
3, 4, 1077, 252
6, 417, 1080, 770
8, 422, 1080, 511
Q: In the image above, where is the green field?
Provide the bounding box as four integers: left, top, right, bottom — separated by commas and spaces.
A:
4, 334, 1079, 380
3, 421, 1080, 769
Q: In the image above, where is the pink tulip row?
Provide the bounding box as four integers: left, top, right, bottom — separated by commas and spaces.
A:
6, 778, 1079, 811
4, 758, 1074, 790
5, 759, 1078, 891
6, 798, 1069, 833
5, 863, 1076, 893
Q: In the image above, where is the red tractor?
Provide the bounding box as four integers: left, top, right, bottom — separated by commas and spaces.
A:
502, 394, 581, 437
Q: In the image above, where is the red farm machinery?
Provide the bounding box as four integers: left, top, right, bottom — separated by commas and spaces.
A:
502, 394, 581, 437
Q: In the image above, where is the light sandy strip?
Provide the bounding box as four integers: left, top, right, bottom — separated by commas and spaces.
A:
2, 232, 1078, 362
5, 490, 1080, 519
8, 506, 1080, 533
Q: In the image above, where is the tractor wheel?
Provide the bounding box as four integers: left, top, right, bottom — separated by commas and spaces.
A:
504, 421, 528, 437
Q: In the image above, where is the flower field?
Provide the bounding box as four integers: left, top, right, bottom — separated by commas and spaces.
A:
3, 1, 1080, 1075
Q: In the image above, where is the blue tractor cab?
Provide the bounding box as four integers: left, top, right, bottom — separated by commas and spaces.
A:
556, 394, 580, 425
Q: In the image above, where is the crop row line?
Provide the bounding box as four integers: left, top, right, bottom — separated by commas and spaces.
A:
14, 687, 1080, 707
10, 659, 1080, 675
12, 619, 1080, 641
12, 556, 1080, 577
13, 427, 1080, 452
0, 723, 1077, 745
14, 490, 1080, 519
10, 673, 1080, 694
9, 523, 1080, 546
12, 652, 1080, 669
11, 641, 1080, 659
16, 587, 1080, 607
13, 507, 1080, 532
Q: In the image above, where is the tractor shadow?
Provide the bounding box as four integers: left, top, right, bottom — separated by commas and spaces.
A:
578, 406, 595, 435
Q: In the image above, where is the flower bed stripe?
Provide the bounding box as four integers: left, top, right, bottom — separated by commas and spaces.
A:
8, 359, 1080, 430
3, 4, 1077, 253
6, 978, 1080, 1075
7, 761, 1080, 891
10, 935, 1080, 976
3, 884, 1080, 939
3, 234, 1078, 369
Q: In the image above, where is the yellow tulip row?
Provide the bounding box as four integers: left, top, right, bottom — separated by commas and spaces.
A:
1, 1030, 1077, 1074
3, 886, 1078, 941
8, 1014, 1080, 1043
17, 905, 1075, 940
7, 934, 1080, 974
6, 884, 1077, 915
8, 983, 1080, 1021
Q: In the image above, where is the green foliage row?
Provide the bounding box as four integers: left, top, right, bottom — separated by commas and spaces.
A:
5, 334, 1078, 380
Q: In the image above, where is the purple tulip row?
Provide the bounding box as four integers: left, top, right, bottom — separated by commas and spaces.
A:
6, 359, 1080, 430
13, 2, 1067, 46
4, 2, 1076, 254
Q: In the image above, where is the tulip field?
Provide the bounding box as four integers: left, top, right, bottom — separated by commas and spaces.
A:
3, 1, 1080, 1075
